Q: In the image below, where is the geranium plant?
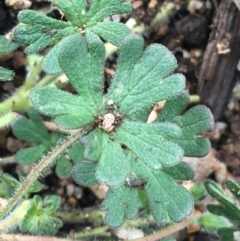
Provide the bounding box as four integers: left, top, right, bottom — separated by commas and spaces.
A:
0, 0, 214, 238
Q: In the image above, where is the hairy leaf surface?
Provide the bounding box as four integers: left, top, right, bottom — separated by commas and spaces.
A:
101, 185, 138, 228
30, 87, 95, 129
158, 93, 213, 157
115, 120, 183, 169
106, 35, 185, 115
58, 33, 105, 106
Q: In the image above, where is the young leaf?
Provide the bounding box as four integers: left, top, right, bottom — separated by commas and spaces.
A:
49, 0, 87, 26
58, 33, 105, 106
14, 1, 131, 75
42, 195, 61, 215
14, 10, 75, 54
100, 185, 138, 228
115, 120, 183, 169
106, 35, 186, 116
158, 92, 213, 157
20, 195, 62, 236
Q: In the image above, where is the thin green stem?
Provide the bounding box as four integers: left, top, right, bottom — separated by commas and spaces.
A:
189, 95, 200, 103
0, 123, 94, 220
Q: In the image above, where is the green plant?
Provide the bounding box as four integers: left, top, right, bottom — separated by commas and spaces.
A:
0, 0, 214, 239
204, 180, 240, 241
0, 36, 18, 81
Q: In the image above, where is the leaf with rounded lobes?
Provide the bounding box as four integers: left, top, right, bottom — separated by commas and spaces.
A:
115, 120, 183, 169
158, 93, 214, 157
12, 110, 50, 144
90, 22, 131, 46
49, 0, 87, 26
21, 207, 62, 236
96, 131, 128, 187
127, 153, 193, 224
58, 33, 105, 106
0, 36, 18, 53
100, 185, 138, 228
158, 92, 189, 122
0, 67, 15, 81
85, 0, 132, 27
106, 35, 185, 116
14, 10, 75, 54
16, 145, 47, 165
162, 162, 194, 180
72, 161, 99, 186
55, 155, 73, 179
42, 40, 63, 75
29, 87, 95, 129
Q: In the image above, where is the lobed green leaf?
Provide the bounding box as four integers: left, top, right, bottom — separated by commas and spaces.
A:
106, 35, 185, 116
100, 185, 138, 228
14, 10, 75, 54
12, 110, 51, 144
49, 0, 87, 26
85, 0, 132, 27
58, 33, 105, 107
116, 120, 183, 169
89, 22, 131, 46
158, 93, 213, 157
42, 40, 64, 75
72, 161, 99, 186
29, 87, 95, 129
96, 131, 128, 187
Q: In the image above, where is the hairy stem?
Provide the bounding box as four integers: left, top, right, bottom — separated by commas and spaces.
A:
0, 123, 94, 220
